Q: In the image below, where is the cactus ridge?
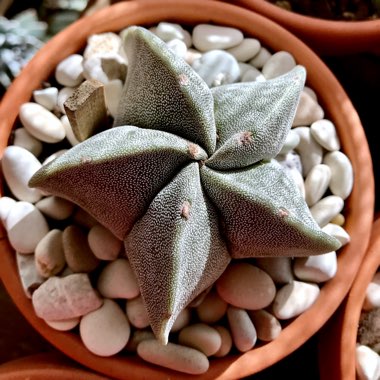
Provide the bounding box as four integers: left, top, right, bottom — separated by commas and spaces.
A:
30, 26, 341, 344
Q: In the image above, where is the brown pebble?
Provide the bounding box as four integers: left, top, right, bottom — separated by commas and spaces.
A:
63, 225, 100, 272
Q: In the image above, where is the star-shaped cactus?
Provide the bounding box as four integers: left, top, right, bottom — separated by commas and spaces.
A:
29, 26, 340, 344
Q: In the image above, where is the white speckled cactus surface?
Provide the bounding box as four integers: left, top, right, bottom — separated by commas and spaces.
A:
29, 26, 340, 344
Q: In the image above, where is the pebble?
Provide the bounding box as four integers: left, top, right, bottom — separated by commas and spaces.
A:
226, 38, 261, 62
170, 308, 191, 332
276, 151, 303, 174
35, 229, 66, 277
72, 208, 98, 229
32, 273, 103, 320
19, 102, 66, 143
192, 24, 243, 51
216, 262, 276, 310
155, 22, 189, 44
356, 344, 380, 380
13, 127, 43, 156
35, 196, 75, 220
16, 252, 44, 298
322, 223, 350, 246
0, 196, 16, 223
213, 325, 233, 357
103, 79, 123, 118
241, 66, 265, 82
292, 91, 324, 127
60, 115, 80, 146
57, 87, 76, 114
279, 130, 300, 155
323, 151, 353, 200
45, 317, 80, 331
84, 32, 122, 60
272, 281, 320, 319
293, 126, 323, 176
1, 145, 42, 203
62, 225, 100, 273
310, 195, 344, 227
192, 50, 240, 87
227, 306, 257, 352
249, 310, 282, 342
185, 48, 202, 65
293, 251, 338, 283
125, 329, 155, 352
6, 201, 49, 254
55, 54, 84, 87
166, 38, 187, 59
196, 289, 228, 323
126, 296, 150, 329
88, 223, 122, 261
303, 86, 318, 101
363, 272, 380, 310
285, 166, 306, 198
255, 257, 294, 284
80, 299, 130, 357
137, 340, 209, 375
310, 119, 340, 151
178, 323, 222, 356
42, 149, 68, 166
331, 213, 345, 226
249, 47, 272, 69
97, 258, 140, 299
304, 164, 331, 206
262, 51, 296, 79
33, 87, 58, 111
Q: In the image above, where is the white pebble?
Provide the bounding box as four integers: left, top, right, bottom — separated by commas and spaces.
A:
213, 326, 232, 357
1, 146, 42, 203
279, 130, 300, 155
184, 48, 202, 65
171, 308, 191, 332
6, 201, 49, 254
304, 164, 331, 206
293, 126, 323, 176
33, 87, 58, 111
97, 258, 140, 299
103, 79, 123, 118
303, 86, 318, 101
249, 309, 282, 342
262, 51, 296, 79
227, 306, 257, 352
57, 87, 76, 114
55, 54, 84, 87
292, 91, 324, 127
125, 329, 155, 352
178, 323, 222, 356
155, 22, 188, 43
137, 340, 209, 375
13, 128, 43, 157
196, 290, 228, 324
310, 119, 340, 151
241, 66, 265, 82
285, 166, 306, 198
88, 223, 122, 261
126, 296, 150, 329
45, 317, 80, 331
0, 196, 16, 223
60, 115, 80, 146
363, 272, 380, 310
227, 38, 261, 62
356, 344, 380, 380
42, 149, 68, 166
255, 257, 294, 284
35, 196, 75, 220
16, 252, 44, 298
310, 195, 344, 227
322, 223, 350, 246
19, 102, 66, 143
192, 50, 240, 87
272, 281, 320, 319
84, 32, 122, 60
249, 47, 271, 69
294, 251, 337, 283
80, 299, 130, 357
192, 24, 243, 51
166, 38, 187, 59
323, 151, 354, 200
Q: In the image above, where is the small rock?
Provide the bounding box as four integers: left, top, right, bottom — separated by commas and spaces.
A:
137, 340, 209, 375
227, 38, 261, 62
80, 299, 130, 357
32, 273, 103, 320
249, 47, 272, 69
13, 127, 43, 156
42, 149, 68, 166
166, 38, 187, 59
279, 130, 300, 155
16, 252, 44, 298
249, 309, 282, 342
213, 325, 232, 357
35, 196, 75, 220
356, 344, 380, 380
1, 145, 42, 203
262, 51, 296, 79
310, 119, 340, 151
241, 66, 265, 82
88, 223, 122, 261
196, 289, 228, 324
310, 195, 344, 227
19, 102, 66, 143
126, 296, 150, 329
84, 32, 122, 60
55, 54, 84, 87
155, 22, 189, 44
125, 329, 155, 352
363, 272, 380, 311
0, 196, 16, 224
171, 308, 191, 333
60, 115, 80, 146
322, 223, 350, 246
103, 79, 123, 118
97, 258, 140, 299
45, 317, 80, 331
57, 87, 76, 114
272, 281, 320, 319
255, 257, 294, 284
192, 24, 243, 51
292, 91, 324, 127
33, 87, 58, 111
304, 164, 331, 206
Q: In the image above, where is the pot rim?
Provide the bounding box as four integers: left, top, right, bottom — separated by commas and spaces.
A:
227, 0, 380, 55
0, 0, 375, 379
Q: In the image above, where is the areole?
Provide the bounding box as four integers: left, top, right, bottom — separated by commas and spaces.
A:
0, 0, 374, 379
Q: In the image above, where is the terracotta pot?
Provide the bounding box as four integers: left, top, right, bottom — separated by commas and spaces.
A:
0, 0, 375, 378
0, 352, 108, 380
319, 216, 380, 379
226, 0, 380, 55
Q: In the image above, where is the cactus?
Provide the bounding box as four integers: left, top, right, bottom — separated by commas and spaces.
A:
29, 26, 341, 344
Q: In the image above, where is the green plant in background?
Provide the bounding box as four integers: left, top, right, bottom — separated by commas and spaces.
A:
29, 26, 341, 344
